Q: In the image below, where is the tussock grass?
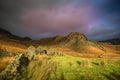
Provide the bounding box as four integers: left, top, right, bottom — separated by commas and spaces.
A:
17, 55, 120, 80
0, 43, 26, 53
0, 56, 13, 72
81, 59, 91, 67
18, 55, 57, 80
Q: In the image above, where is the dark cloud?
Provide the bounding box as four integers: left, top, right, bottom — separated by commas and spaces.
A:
87, 14, 120, 40
0, 0, 120, 40
105, 0, 120, 13
88, 26, 120, 40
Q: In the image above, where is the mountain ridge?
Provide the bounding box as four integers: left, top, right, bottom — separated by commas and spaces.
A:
0, 28, 120, 58
0, 28, 31, 41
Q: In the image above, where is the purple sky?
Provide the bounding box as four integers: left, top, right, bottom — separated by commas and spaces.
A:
0, 0, 120, 40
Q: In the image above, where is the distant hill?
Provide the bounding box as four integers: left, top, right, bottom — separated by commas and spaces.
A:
101, 39, 120, 45
0, 28, 31, 53
0, 28, 31, 41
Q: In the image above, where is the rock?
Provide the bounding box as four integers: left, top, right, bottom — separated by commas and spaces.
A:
36, 46, 47, 55
27, 46, 36, 60
66, 32, 87, 41
27, 45, 36, 55
53, 35, 63, 42
64, 32, 88, 49
0, 53, 29, 80
48, 52, 64, 56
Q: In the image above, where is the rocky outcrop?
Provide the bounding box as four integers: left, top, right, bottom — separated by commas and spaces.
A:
26, 46, 48, 60
0, 45, 64, 79
0, 53, 29, 80
63, 32, 88, 49
27, 46, 63, 58
66, 32, 87, 41
36, 46, 48, 55
48, 52, 64, 56
27, 46, 36, 60
38, 32, 106, 53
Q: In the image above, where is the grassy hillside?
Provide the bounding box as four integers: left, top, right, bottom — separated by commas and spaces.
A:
17, 55, 120, 80
0, 31, 120, 58
0, 30, 120, 80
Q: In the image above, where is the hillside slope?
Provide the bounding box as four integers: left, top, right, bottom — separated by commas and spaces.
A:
38, 32, 120, 58
0, 28, 120, 58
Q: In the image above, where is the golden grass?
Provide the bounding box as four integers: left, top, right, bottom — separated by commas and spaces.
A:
25, 55, 56, 80
0, 44, 26, 53
49, 45, 120, 58
0, 57, 14, 72
0, 38, 119, 58
0, 40, 27, 53
49, 46, 79, 56
82, 58, 91, 67
11, 55, 120, 80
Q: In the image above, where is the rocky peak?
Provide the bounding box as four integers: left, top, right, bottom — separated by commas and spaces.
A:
66, 32, 87, 41
53, 35, 63, 41
68, 32, 83, 36
59, 32, 88, 49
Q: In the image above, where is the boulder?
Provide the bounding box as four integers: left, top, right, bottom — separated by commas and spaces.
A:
36, 46, 47, 55
27, 46, 36, 60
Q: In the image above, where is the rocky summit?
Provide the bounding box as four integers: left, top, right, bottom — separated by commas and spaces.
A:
38, 32, 89, 49
63, 32, 88, 49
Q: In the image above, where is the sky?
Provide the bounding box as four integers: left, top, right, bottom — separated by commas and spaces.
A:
0, 0, 120, 40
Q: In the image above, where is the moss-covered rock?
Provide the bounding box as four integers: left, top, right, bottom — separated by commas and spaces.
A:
0, 53, 29, 80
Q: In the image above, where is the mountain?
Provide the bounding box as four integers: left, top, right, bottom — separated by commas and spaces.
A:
39, 32, 104, 50
38, 32, 120, 58
0, 28, 120, 58
0, 28, 31, 41
39, 32, 87, 48
0, 28, 32, 53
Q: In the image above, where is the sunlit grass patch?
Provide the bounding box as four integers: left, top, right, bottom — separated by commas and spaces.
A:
17, 55, 120, 80
0, 56, 13, 72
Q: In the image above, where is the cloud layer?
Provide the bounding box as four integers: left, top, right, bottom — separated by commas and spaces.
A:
0, 0, 120, 40
21, 4, 96, 34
